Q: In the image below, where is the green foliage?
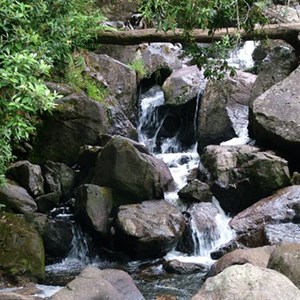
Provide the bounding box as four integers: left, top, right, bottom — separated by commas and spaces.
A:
0, 0, 106, 183
139, 0, 269, 78
128, 58, 147, 79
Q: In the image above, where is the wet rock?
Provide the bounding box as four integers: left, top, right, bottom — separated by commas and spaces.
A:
162, 66, 206, 104
268, 244, 300, 288
116, 200, 185, 258
230, 186, 300, 246
0, 213, 44, 281
6, 161, 44, 197
249, 64, 300, 156
0, 292, 36, 300
201, 145, 290, 214
210, 239, 244, 260
178, 180, 213, 203
35, 191, 61, 213
264, 223, 300, 245
208, 246, 275, 277
0, 182, 37, 214
164, 259, 208, 274
197, 71, 256, 152
50, 266, 144, 300
92, 135, 174, 202
30, 92, 107, 166
192, 263, 300, 300
74, 184, 113, 236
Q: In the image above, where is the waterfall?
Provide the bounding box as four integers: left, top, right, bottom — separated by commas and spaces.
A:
138, 85, 235, 263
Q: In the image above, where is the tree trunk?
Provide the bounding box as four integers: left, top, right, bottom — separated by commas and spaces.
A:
96, 23, 300, 49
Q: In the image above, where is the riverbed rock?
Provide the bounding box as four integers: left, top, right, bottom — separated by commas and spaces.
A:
0, 213, 44, 281
197, 71, 256, 152
74, 184, 113, 236
164, 259, 208, 274
230, 186, 300, 246
31, 92, 108, 166
192, 263, 300, 300
268, 244, 300, 288
207, 246, 275, 277
0, 182, 37, 214
116, 200, 185, 258
35, 191, 61, 213
249, 64, 300, 157
200, 145, 290, 214
92, 135, 174, 202
162, 66, 206, 104
6, 161, 44, 197
264, 223, 300, 245
51, 266, 144, 300
178, 180, 213, 203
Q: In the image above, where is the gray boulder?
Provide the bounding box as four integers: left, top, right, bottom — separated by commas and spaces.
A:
51, 266, 144, 300
0, 182, 37, 213
268, 244, 300, 288
192, 263, 300, 300
116, 200, 185, 258
162, 66, 206, 104
35, 191, 61, 213
31, 92, 108, 166
197, 71, 256, 152
6, 161, 44, 197
250, 64, 300, 154
264, 223, 300, 245
92, 135, 174, 202
74, 184, 113, 236
200, 145, 290, 214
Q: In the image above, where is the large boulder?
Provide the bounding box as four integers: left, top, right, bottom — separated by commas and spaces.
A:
162, 66, 206, 104
192, 263, 300, 300
197, 71, 256, 152
249, 64, 300, 156
230, 186, 300, 246
30, 92, 108, 166
0, 213, 44, 280
92, 135, 174, 202
51, 266, 144, 300
116, 200, 185, 258
6, 161, 44, 197
74, 184, 113, 236
264, 223, 300, 245
0, 182, 37, 213
200, 145, 290, 214
268, 244, 300, 288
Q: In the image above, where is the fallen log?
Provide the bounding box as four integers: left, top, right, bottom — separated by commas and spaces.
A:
96, 23, 300, 48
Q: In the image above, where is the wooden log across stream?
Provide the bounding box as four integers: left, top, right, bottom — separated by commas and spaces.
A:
96, 23, 300, 48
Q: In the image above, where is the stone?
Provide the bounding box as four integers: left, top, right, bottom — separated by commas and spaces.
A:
164, 259, 208, 274
50, 266, 144, 300
268, 244, 300, 288
178, 180, 213, 203
92, 135, 174, 202
264, 223, 300, 245
201, 145, 290, 214
162, 66, 206, 104
74, 184, 113, 236
35, 191, 61, 213
0, 182, 37, 214
0, 213, 44, 281
192, 263, 300, 300
30, 92, 108, 166
116, 200, 185, 258
6, 161, 44, 197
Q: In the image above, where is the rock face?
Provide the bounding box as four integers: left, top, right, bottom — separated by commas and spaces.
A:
31, 92, 108, 166
197, 71, 256, 152
0, 182, 37, 213
51, 266, 144, 300
264, 223, 300, 245
162, 66, 206, 104
230, 186, 300, 246
178, 180, 212, 203
92, 135, 174, 202
200, 145, 290, 214
116, 200, 185, 258
250, 65, 300, 155
74, 184, 113, 236
6, 161, 44, 197
192, 263, 300, 300
0, 213, 44, 280
268, 244, 300, 288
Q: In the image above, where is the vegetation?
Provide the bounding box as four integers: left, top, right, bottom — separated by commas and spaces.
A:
0, 0, 106, 184
139, 0, 269, 78
128, 58, 147, 79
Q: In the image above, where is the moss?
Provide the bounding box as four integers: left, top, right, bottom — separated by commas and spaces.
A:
128, 58, 147, 79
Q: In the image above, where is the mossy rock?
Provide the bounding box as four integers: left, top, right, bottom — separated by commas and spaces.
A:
0, 212, 45, 281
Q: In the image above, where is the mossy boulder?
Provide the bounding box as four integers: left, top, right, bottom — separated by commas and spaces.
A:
0, 213, 45, 281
